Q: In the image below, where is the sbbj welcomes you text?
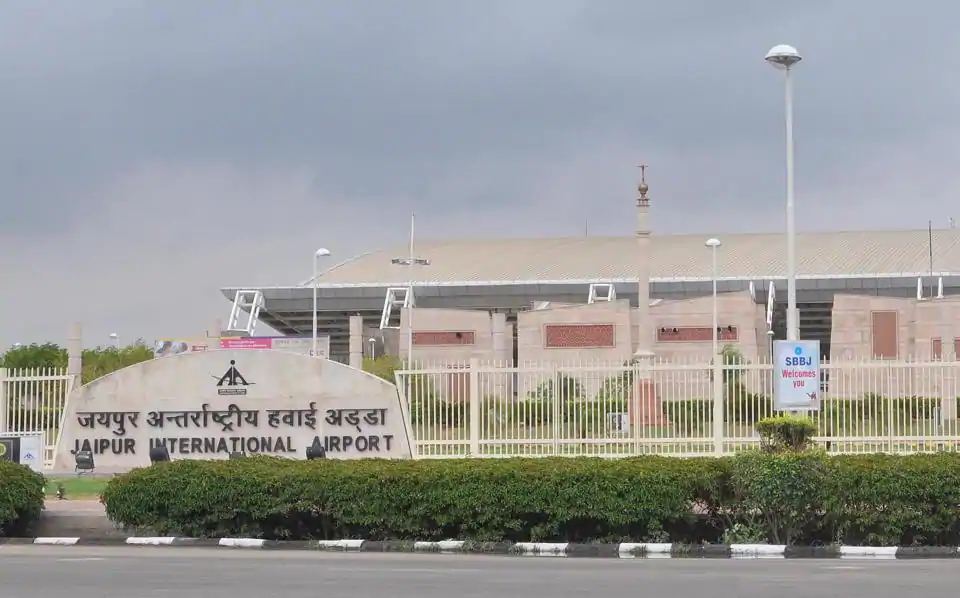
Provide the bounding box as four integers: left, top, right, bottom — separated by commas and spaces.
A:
71, 403, 395, 456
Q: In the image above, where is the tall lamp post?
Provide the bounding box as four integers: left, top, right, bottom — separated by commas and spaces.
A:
312, 248, 332, 357
705, 238, 722, 359
392, 213, 430, 365
765, 44, 802, 341
705, 237, 723, 455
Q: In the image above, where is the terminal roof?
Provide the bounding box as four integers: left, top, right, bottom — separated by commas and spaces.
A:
274, 228, 960, 288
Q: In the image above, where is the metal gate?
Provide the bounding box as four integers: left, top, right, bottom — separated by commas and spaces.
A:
0, 367, 75, 468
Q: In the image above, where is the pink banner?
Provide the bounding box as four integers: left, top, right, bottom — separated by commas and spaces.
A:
220, 337, 274, 350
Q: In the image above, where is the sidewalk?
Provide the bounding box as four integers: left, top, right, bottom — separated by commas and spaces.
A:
37, 499, 121, 538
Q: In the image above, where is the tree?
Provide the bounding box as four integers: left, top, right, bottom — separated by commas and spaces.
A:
80, 345, 154, 383
1, 341, 154, 384
0, 343, 67, 370
362, 355, 401, 383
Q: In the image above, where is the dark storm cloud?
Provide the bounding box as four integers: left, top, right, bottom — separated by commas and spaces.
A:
1, 0, 958, 345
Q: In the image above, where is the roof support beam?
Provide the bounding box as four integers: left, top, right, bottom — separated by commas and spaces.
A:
224, 290, 264, 336
379, 287, 411, 330
587, 283, 616, 304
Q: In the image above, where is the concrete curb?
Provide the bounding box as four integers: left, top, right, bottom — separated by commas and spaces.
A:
1, 538, 958, 558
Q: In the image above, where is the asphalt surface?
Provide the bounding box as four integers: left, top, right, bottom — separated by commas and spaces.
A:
0, 546, 950, 597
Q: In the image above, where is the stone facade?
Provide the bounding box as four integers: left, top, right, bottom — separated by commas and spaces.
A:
387, 292, 767, 368
382, 293, 766, 400
828, 294, 960, 406
649, 291, 766, 363
830, 294, 960, 362
396, 308, 510, 363
518, 301, 635, 365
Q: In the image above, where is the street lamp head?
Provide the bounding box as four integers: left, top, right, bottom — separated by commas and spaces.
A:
315, 248, 331, 257
705, 238, 721, 248
765, 44, 801, 69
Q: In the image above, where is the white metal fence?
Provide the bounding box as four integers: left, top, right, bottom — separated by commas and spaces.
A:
0, 367, 75, 468
395, 357, 960, 458
5, 358, 959, 467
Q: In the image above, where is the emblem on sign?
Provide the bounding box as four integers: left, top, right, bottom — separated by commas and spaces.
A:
214, 360, 254, 396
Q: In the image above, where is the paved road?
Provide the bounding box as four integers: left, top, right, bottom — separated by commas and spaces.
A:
0, 546, 951, 597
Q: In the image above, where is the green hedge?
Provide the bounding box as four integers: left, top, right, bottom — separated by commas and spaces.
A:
102, 453, 960, 546
0, 461, 45, 537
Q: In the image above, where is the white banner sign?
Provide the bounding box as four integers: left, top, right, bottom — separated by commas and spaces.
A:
773, 340, 821, 411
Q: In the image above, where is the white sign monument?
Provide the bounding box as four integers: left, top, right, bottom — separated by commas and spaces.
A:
54, 350, 414, 472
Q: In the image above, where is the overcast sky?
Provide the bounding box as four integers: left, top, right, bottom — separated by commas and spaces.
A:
1, 1, 956, 348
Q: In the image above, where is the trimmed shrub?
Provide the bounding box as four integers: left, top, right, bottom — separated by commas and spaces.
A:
756, 414, 817, 453
102, 456, 719, 542
823, 452, 960, 546
730, 449, 828, 545
0, 461, 45, 537
101, 453, 960, 546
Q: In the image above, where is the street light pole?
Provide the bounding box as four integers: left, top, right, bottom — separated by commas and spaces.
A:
705, 237, 722, 455
705, 239, 721, 358
766, 44, 802, 341
312, 248, 331, 357
392, 214, 430, 365
784, 65, 798, 340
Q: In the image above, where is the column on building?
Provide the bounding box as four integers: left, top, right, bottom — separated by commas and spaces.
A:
348, 315, 363, 369
492, 312, 507, 362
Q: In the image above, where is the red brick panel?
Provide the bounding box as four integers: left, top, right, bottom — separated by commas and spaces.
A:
543, 324, 615, 349
412, 331, 475, 346
932, 338, 943, 360
871, 311, 898, 359
657, 326, 739, 342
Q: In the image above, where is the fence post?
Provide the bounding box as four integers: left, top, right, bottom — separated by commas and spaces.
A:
0, 367, 6, 433
712, 359, 724, 456
468, 358, 480, 457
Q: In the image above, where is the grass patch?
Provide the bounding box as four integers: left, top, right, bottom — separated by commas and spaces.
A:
44, 476, 110, 499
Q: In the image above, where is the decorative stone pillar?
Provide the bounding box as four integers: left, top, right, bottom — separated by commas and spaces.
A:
631, 167, 666, 426
67, 323, 82, 380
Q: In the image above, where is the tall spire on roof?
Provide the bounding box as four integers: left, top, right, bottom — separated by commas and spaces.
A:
637, 164, 650, 206
634, 163, 653, 359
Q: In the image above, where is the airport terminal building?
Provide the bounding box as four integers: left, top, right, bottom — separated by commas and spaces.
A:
220, 227, 960, 365
218, 169, 960, 366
